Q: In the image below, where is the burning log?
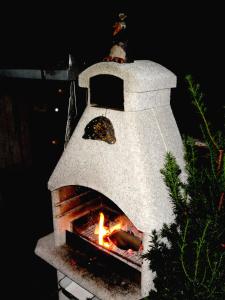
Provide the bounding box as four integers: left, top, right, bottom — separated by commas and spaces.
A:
109, 230, 142, 251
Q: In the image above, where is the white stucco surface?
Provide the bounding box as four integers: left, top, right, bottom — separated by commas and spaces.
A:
48, 60, 184, 233
45, 60, 186, 297
79, 60, 176, 94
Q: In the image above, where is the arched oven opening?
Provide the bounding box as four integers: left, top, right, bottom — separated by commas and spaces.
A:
54, 185, 143, 283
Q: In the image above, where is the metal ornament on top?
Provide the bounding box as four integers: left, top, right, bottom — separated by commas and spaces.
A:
103, 12, 128, 64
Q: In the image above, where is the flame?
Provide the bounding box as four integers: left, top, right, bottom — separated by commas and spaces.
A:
94, 212, 122, 248
98, 212, 108, 247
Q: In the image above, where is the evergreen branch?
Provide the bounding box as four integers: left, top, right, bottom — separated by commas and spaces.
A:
200, 125, 217, 179
184, 137, 197, 184
186, 75, 219, 150
146, 76, 225, 298
200, 267, 207, 286
179, 218, 193, 282
194, 220, 211, 281
206, 248, 213, 272
208, 252, 225, 287
205, 253, 225, 299
161, 153, 184, 207
206, 286, 217, 299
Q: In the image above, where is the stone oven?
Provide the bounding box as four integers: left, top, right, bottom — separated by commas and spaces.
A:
35, 60, 185, 299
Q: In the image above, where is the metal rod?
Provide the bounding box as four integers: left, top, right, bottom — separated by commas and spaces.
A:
55, 197, 101, 218
0, 68, 78, 81
55, 191, 92, 207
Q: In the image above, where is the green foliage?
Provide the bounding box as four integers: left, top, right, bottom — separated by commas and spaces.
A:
144, 76, 225, 299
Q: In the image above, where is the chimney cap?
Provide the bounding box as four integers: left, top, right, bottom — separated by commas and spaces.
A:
79, 60, 176, 93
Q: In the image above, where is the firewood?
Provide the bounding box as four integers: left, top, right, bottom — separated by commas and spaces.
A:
109, 230, 142, 251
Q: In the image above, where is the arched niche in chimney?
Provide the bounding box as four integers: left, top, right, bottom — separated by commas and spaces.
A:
90, 75, 124, 110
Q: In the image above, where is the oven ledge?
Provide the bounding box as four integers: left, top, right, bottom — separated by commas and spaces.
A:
35, 233, 141, 300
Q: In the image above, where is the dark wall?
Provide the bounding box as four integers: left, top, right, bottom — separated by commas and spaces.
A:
0, 79, 70, 300
0, 2, 223, 138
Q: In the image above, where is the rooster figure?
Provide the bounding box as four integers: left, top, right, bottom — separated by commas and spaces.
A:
103, 13, 128, 63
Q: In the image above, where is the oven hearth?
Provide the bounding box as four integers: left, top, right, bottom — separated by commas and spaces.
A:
70, 205, 143, 270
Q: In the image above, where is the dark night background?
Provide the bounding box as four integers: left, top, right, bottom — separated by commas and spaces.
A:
0, 2, 224, 299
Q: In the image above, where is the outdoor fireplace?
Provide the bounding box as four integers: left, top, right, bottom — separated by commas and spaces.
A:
35, 60, 185, 299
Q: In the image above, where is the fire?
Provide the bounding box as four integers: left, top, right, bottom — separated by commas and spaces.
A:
94, 212, 121, 248
98, 212, 109, 247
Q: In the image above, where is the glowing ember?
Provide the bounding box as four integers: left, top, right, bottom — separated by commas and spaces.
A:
127, 249, 133, 255
94, 212, 121, 248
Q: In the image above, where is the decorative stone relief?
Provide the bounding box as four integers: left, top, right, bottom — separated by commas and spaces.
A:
82, 116, 116, 144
